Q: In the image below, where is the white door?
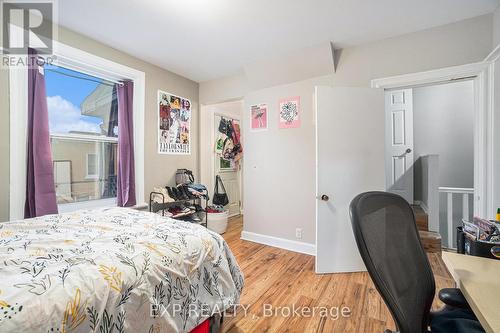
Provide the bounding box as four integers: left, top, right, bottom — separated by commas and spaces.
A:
385, 89, 414, 203
214, 115, 241, 217
218, 168, 241, 217
315, 86, 385, 274
54, 160, 72, 200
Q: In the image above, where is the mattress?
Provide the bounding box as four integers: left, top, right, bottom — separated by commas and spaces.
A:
0, 207, 244, 333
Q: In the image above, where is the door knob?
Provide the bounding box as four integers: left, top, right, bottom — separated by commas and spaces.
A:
320, 194, 329, 201
397, 148, 412, 158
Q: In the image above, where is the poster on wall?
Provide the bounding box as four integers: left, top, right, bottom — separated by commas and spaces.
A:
158, 90, 191, 155
250, 104, 268, 131
279, 96, 300, 129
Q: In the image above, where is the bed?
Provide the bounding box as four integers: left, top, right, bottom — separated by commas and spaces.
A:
0, 207, 244, 333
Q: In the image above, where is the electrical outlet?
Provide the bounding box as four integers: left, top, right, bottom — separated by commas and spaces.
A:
295, 228, 302, 240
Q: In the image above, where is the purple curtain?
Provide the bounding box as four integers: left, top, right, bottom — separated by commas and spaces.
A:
25, 48, 58, 218
116, 81, 136, 207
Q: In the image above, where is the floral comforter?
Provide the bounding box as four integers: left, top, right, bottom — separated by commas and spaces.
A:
0, 208, 244, 333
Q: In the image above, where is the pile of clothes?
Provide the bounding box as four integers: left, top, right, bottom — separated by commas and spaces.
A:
215, 117, 243, 167
152, 184, 209, 203
206, 205, 226, 213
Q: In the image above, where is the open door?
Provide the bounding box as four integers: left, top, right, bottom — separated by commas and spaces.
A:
385, 89, 414, 203
315, 86, 385, 274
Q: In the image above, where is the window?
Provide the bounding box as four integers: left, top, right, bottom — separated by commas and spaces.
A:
86, 153, 98, 179
9, 41, 145, 219
46, 65, 118, 204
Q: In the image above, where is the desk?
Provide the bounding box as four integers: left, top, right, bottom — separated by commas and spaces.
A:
442, 252, 500, 333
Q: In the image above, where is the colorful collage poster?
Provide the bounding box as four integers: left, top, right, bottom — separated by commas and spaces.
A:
279, 96, 301, 129
158, 90, 191, 154
250, 104, 268, 131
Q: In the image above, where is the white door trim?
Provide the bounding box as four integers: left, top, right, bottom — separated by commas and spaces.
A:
371, 61, 494, 218
9, 40, 146, 220
484, 44, 500, 63
371, 62, 489, 90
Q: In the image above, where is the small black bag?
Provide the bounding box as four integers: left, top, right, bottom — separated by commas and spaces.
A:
218, 118, 229, 134
218, 118, 234, 138
212, 175, 229, 206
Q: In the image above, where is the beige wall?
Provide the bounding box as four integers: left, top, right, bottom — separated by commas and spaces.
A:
204, 14, 496, 246
0, 25, 199, 221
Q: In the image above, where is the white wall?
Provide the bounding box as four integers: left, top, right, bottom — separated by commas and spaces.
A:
200, 14, 495, 249
243, 76, 331, 245
200, 14, 494, 104
413, 80, 475, 188
494, 6, 500, 47
414, 155, 440, 231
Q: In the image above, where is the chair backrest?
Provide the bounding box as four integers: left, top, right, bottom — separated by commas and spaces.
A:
349, 191, 435, 333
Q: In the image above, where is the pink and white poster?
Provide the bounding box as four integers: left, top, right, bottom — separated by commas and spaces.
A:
279, 96, 300, 129
250, 104, 268, 131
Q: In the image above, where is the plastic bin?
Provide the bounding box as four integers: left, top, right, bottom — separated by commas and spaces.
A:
207, 211, 229, 234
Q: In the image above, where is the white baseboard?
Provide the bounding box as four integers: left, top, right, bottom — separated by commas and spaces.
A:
241, 231, 316, 256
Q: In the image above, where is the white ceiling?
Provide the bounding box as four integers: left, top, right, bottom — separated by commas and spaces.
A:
58, 0, 500, 82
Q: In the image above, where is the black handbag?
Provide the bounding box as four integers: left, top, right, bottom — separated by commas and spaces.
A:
212, 175, 229, 206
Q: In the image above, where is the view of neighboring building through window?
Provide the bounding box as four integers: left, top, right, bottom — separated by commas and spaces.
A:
45, 65, 118, 204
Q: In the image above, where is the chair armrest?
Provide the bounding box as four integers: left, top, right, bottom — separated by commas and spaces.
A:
438, 288, 469, 309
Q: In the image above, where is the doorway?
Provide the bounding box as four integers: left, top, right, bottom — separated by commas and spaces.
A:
384, 79, 476, 248
214, 114, 242, 217
200, 100, 244, 218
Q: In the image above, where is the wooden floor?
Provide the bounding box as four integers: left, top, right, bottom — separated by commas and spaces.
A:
221, 216, 454, 333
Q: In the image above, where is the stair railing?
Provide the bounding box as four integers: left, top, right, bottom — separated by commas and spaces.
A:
438, 187, 474, 249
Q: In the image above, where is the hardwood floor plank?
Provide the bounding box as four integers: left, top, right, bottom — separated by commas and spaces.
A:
221, 216, 453, 332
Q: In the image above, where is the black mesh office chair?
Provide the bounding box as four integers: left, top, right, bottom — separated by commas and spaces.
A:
349, 191, 484, 333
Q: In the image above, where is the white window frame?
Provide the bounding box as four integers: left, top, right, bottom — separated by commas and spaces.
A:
9, 41, 146, 219
85, 153, 99, 180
